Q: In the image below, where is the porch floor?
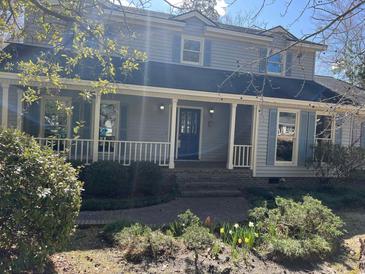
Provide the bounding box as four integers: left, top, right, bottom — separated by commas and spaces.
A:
77, 197, 248, 225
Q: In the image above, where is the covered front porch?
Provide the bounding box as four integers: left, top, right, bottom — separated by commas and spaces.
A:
15, 88, 255, 169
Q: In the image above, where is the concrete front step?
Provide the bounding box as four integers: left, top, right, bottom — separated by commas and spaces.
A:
181, 190, 243, 197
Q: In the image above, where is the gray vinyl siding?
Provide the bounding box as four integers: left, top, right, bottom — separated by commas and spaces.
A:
0, 85, 2, 124
340, 116, 353, 147
352, 117, 363, 146
235, 105, 253, 145
290, 50, 315, 80
255, 107, 315, 177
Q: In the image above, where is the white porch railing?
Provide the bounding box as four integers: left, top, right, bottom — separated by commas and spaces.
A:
35, 138, 170, 166
233, 145, 252, 168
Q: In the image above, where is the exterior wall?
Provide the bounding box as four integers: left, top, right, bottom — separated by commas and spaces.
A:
0, 85, 2, 124
254, 107, 315, 177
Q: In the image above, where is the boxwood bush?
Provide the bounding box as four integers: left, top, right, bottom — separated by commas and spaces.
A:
82, 161, 131, 198
249, 195, 344, 260
0, 129, 82, 273
130, 161, 163, 196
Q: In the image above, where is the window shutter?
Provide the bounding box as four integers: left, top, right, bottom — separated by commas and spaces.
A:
335, 123, 343, 146
71, 99, 80, 138
361, 122, 365, 148
23, 102, 41, 137
298, 111, 309, 166
285, 51, 293, 77
203, 39, 212, 66
306, 112, 316, 161
82, 100, 92, 139
172, 34, 181, 63
259, 48, 267, 73
120, 104, 128, 140
266, 108, 278, 165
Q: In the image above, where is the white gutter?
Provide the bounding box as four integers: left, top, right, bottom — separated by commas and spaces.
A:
0, 72, 362, 114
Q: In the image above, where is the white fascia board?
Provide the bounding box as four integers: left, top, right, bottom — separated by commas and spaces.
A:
205, 26, 273, 44
0, 72, 362, 115
106, 10, 185, 29
289, 41, 327, 52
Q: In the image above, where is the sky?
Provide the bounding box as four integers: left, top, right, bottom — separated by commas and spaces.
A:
146, 0, 331, 75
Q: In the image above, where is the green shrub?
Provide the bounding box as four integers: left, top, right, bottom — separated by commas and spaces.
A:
130, 161, 163, 196
83, 161, 131, 198
114, 224, 178, 263
307, 143, 365, 182
167, 209, 201, 237
102, 220, 134, 244
182, 225, 215, 251
249, 195, 344, 260
0, 129, 82, 273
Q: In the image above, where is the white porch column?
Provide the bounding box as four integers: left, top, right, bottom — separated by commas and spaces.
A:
169, 98, 178, 169
227, 103, 237, 169
92, 92, 101, 162
16, 88, 23, 130
1, 82, 10, 128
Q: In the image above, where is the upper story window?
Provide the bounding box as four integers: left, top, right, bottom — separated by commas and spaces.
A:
315, 114, 334, 145
181, 36, 204, 65
276, 110, 298, 164
267, 49, 285, 75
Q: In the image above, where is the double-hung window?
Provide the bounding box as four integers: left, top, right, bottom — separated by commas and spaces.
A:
267, 49, 285, 75
315, 114, 334, 145
275, 110, 298, 164
181, 36, 204, 65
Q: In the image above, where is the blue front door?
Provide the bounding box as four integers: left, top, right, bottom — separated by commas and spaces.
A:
178, 108, 201, 160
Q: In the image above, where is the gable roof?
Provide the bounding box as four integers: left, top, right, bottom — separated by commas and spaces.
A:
1, 43, 342, 104
260, 26, 298, 40
171, 10, 217, 26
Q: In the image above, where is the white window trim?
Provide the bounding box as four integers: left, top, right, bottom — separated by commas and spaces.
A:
315, 112, 336, 145
274, 108, 300, 166
267, 48, 286, 76
40, 96, 72, 138
180, 35, 205, 66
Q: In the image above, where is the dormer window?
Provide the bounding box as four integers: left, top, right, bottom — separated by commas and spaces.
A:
181, 36, 204, 65
267, 49, 285, 75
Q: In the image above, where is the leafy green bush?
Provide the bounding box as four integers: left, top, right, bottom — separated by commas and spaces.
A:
249, 195, 344, 260
0, 129, 82, 273
307, 143, 365, 182
82, 161, 131, 198
182, 225, 215, 251
114, 224, 179, 263
167, 209, 201, 237
130, 161, 163, 196
102, 220, 134, 244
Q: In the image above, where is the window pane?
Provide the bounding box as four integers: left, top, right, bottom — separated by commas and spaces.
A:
316, 115, 332, 139
268, 53, 282, 63
99, 103, 118, 139
183, 51, 200, 63
44, 100, 68, 138
267, 62, 282, 73
276, 112, 296, 162
184, 39, 201, 51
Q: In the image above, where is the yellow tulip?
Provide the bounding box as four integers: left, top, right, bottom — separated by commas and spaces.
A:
238, 238, 242, 244
220, 227, 225, 234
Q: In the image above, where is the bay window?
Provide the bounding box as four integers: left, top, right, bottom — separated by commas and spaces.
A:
276, 110, 298, 164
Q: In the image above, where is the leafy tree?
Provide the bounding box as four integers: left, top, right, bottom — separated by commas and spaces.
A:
0, 0, 146, 126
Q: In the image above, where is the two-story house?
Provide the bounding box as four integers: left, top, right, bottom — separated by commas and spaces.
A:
0, 6, 364, 178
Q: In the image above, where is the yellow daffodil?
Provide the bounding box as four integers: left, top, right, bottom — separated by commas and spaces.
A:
244, 237, 250, 244
220, 227, 225, 234
238, 238, 242, 244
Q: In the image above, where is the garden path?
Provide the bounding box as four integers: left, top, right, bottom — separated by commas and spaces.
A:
77, 197, 248, 225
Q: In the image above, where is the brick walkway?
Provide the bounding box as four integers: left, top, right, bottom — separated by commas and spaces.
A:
77, 197, 249, 225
